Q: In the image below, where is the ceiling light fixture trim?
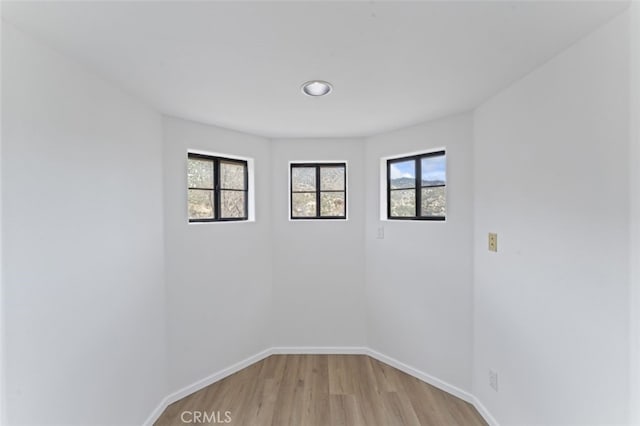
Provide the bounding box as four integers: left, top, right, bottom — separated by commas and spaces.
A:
301, 80, 333, 97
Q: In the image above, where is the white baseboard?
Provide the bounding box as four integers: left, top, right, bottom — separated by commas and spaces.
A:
471, 395, 500, 426
271, 346, 367, 355
143, 346, 498, 426
363, 349, 499, 426
143, 396, 169, 426
142, 348, 272, 426
364, 348, 474, 404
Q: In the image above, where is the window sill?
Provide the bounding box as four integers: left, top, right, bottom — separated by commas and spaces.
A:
188, 219, 255, 225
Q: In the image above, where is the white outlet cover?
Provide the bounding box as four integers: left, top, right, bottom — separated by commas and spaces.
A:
489, 370, 498, 391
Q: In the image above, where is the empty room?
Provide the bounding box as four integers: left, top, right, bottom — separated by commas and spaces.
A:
1, 1, 639, 425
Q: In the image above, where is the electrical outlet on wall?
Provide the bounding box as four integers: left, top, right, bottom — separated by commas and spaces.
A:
488, 232, 498, 252
489, 369, 498, 391
377, 226, 385, 239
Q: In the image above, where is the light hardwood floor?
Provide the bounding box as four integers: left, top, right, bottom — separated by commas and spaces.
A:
155, 355, 487, 426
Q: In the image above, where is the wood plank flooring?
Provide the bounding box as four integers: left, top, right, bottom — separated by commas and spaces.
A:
155, 355, 487, 426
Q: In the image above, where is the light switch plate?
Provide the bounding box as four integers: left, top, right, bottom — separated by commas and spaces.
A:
488, 233, 498, 252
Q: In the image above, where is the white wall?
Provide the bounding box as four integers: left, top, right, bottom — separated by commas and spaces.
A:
163, 117, 272, 390
1, 19, 5, 426
1, 23, 167, 425
270, 138, 366, 347
630, 2, 640, 423
473, 12, 630, 425
364, 114, 475, 392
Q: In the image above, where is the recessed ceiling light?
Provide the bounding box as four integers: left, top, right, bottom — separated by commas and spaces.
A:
301, 80, 333, 97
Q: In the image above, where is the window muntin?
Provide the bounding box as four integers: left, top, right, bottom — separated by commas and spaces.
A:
290, 163, 346, 219
188, 153, 248, 222
387, 151, 446, 220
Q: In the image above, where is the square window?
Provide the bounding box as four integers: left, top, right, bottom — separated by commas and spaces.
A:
187, 153, 248, 222
387, 151, 446, 220
290, 163, 346, 219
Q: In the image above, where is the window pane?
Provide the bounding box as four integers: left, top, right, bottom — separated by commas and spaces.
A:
321, 192, 345, 217
188, 158, 214, 189
188, 189, 214, 219
389, 160, 415, 189
220, 161, 246, 190
421, 154, 446, 186
390, 189, 416, 217
221, 190, 245, 218
292, 167, 316, 191
320, 166, 344, 191
421, 187, 446, 217
292, 193, 316, 217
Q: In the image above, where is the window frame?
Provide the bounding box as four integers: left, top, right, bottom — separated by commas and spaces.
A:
386, 150, 446, 221
290, 162, 347, 220
187, 152, 249, 223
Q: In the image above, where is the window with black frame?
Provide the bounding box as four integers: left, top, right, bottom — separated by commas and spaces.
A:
187, 153, 248, 222
290, 163, 346, 219
387, 151, 446, 220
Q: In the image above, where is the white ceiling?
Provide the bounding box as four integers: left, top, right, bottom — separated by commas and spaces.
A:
2, 1, 629, 138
